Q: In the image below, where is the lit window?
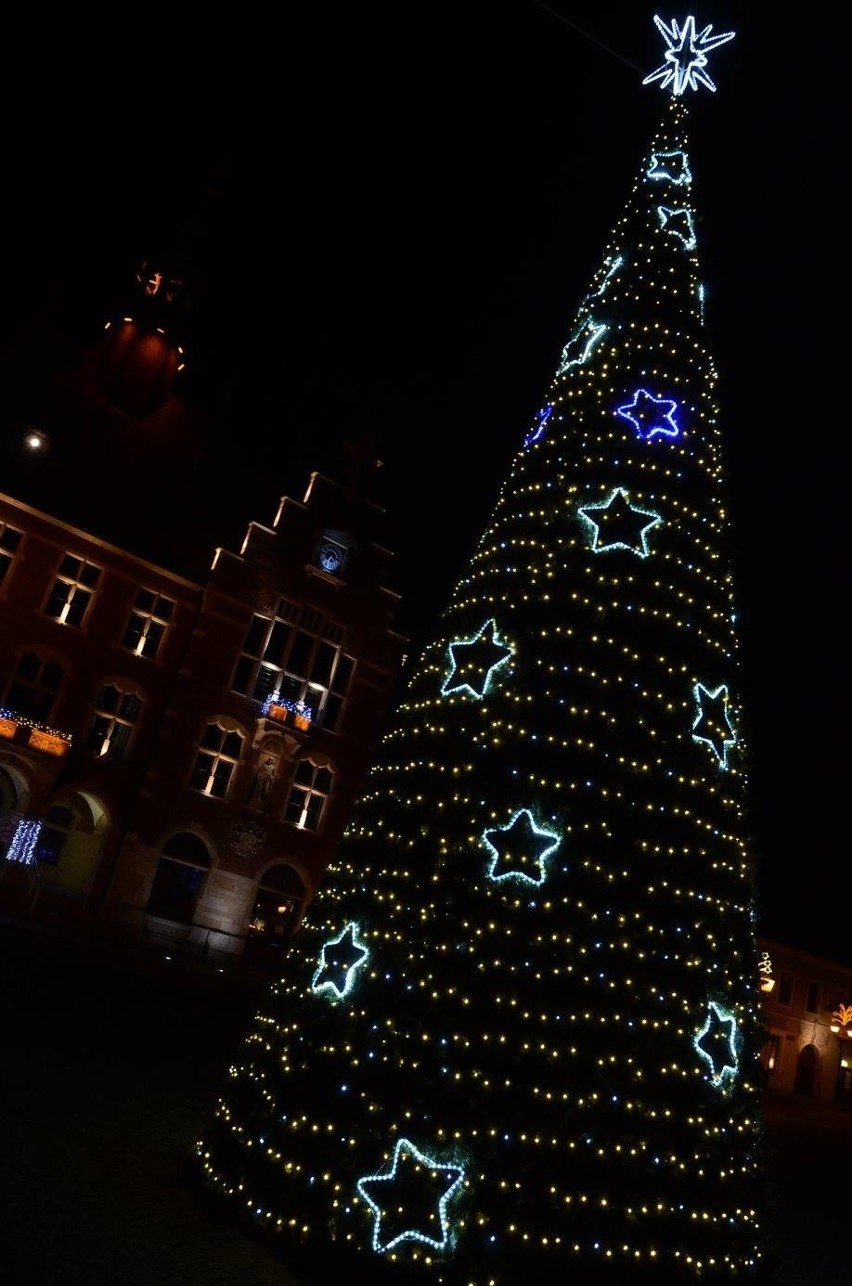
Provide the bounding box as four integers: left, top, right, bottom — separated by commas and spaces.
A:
189, 722, 245, 799
283, 758, 333, 832
84, 684, 143, 762
121, 589, 175, 659
43, 554, 102, 627
0, 523, 23, 588
231, 600, 354, 733
3, 651, 64, 722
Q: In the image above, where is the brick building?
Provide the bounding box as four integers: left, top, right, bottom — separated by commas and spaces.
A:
0, 471, 407, 970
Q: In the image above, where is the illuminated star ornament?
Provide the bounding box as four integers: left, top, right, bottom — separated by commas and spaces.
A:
646, 149, 692, 186
642, 14, 735, 96
481, 808, 561, 886
593, 253, 623, 296
311, 922, 369, 1000
691, 681, 737, 769
657, 205, 697, 250
578, 487, 663, 558
556, 316, 608, 376
615, 387, 681, 441
694, 1000, 740, 1090
356, 1137, 466, 1255
441, 619, 514, 699
524, 402, 553, 447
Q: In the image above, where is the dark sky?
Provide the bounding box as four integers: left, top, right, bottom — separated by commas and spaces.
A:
2, 5, 846, 964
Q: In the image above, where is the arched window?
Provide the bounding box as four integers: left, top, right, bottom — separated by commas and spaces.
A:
3, 650, 65, 722
189, 720, 245, 799
146, 831, 211, 924
35, 804, 75, 865
83, 683, 143, 762
244, 862, 307, 968
283, 757, 334, 832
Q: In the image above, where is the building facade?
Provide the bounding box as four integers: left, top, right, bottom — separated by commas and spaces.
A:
757, 936, 852, 1108
0, 473, 408, 970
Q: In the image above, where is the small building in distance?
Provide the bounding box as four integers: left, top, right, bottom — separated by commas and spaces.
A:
757, 936, 852, 1109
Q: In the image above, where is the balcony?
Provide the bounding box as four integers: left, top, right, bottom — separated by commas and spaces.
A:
0, 708, 72, 758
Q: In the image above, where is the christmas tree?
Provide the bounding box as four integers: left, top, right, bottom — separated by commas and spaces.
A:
197, 16, 773, 1285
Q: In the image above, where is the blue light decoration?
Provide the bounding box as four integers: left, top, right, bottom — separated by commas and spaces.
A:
657, 204, 697, 250
5, 818, 42, 865
577, 487, 663, 558
524, 402, 553, 447
646, 149, 692, 185
556, 316, 608, 376
481, 808, 561, 886
311, 922, 369, 1000
615, 387, 681, 441
356, 1136, 466, 1255
694, 999, 740, 1091
441, 619, 514, 699
642, 15, 735, 96
691, 681, 737, 769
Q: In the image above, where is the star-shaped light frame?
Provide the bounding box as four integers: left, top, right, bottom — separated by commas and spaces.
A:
643, 15, 735, 96
691, 681, 737, 769
441, 618, 514, 700
646, 149, 692, 186
481, 807, 562, 887
694, 999, 740, 1090
615, 387, 681, 441
578, 487, 663, 558
556, 316, 608, 376
657, 205, 697, 251
356, 1136, 466, 1254
311, 921, 369, 1000
524, 402, 553, 447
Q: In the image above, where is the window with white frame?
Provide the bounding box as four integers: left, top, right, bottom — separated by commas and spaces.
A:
230, 600, 355, 733
83, 684, 143, 762
2, 651, 65, 722
121, 588, 175, 659
0, 523, 23, 588
283, 757, 333, 832
189, 721, 245, 799
43, 554, 102, 627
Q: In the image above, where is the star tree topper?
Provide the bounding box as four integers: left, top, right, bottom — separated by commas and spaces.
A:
643, 15, 735, 96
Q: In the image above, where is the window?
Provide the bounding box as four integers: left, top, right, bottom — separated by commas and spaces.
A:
83, 684, 143, 762
805, 982, 822, 1014
121, 588, 175, 659
3, 651, 65, 722
0, 523, 23, 587
283, 757, 333, 832
189, 721, 245, 799
231, 599, 355, 733
43, 554, 101, 627
35, 804, 75, 865
777, 972, 794, 1007
146, 831, 211, 923
762, 1034, 782, 1074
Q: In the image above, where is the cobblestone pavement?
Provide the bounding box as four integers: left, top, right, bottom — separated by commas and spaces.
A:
0, 914, 847, 1286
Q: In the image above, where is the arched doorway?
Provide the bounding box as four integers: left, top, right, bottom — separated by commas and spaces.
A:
793, 1044, 819, 1096
243, 861, 306, 970
146, 831, 211, 924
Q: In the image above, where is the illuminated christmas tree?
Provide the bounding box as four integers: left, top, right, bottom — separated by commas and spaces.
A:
197, 17, 773, 1285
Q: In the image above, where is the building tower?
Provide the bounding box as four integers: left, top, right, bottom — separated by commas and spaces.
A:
196, 17, 772, 1284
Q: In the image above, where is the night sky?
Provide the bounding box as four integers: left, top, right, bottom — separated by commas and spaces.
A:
2, 6, 846, 963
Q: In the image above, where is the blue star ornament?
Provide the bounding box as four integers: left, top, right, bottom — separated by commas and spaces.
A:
694, 1000, 740, 1090
441, 619, 514, 699
482, 808, 561, 886
578, 488, 663, 558
691, 682, 737, 769
525, 402, 553, 447
643, 15, 735, 96
356, 1137, 466, 1255
615, 388, 681, 441
311, 922, 369, 999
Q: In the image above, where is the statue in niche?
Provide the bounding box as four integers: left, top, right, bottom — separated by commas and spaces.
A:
248, 752, 278, 809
